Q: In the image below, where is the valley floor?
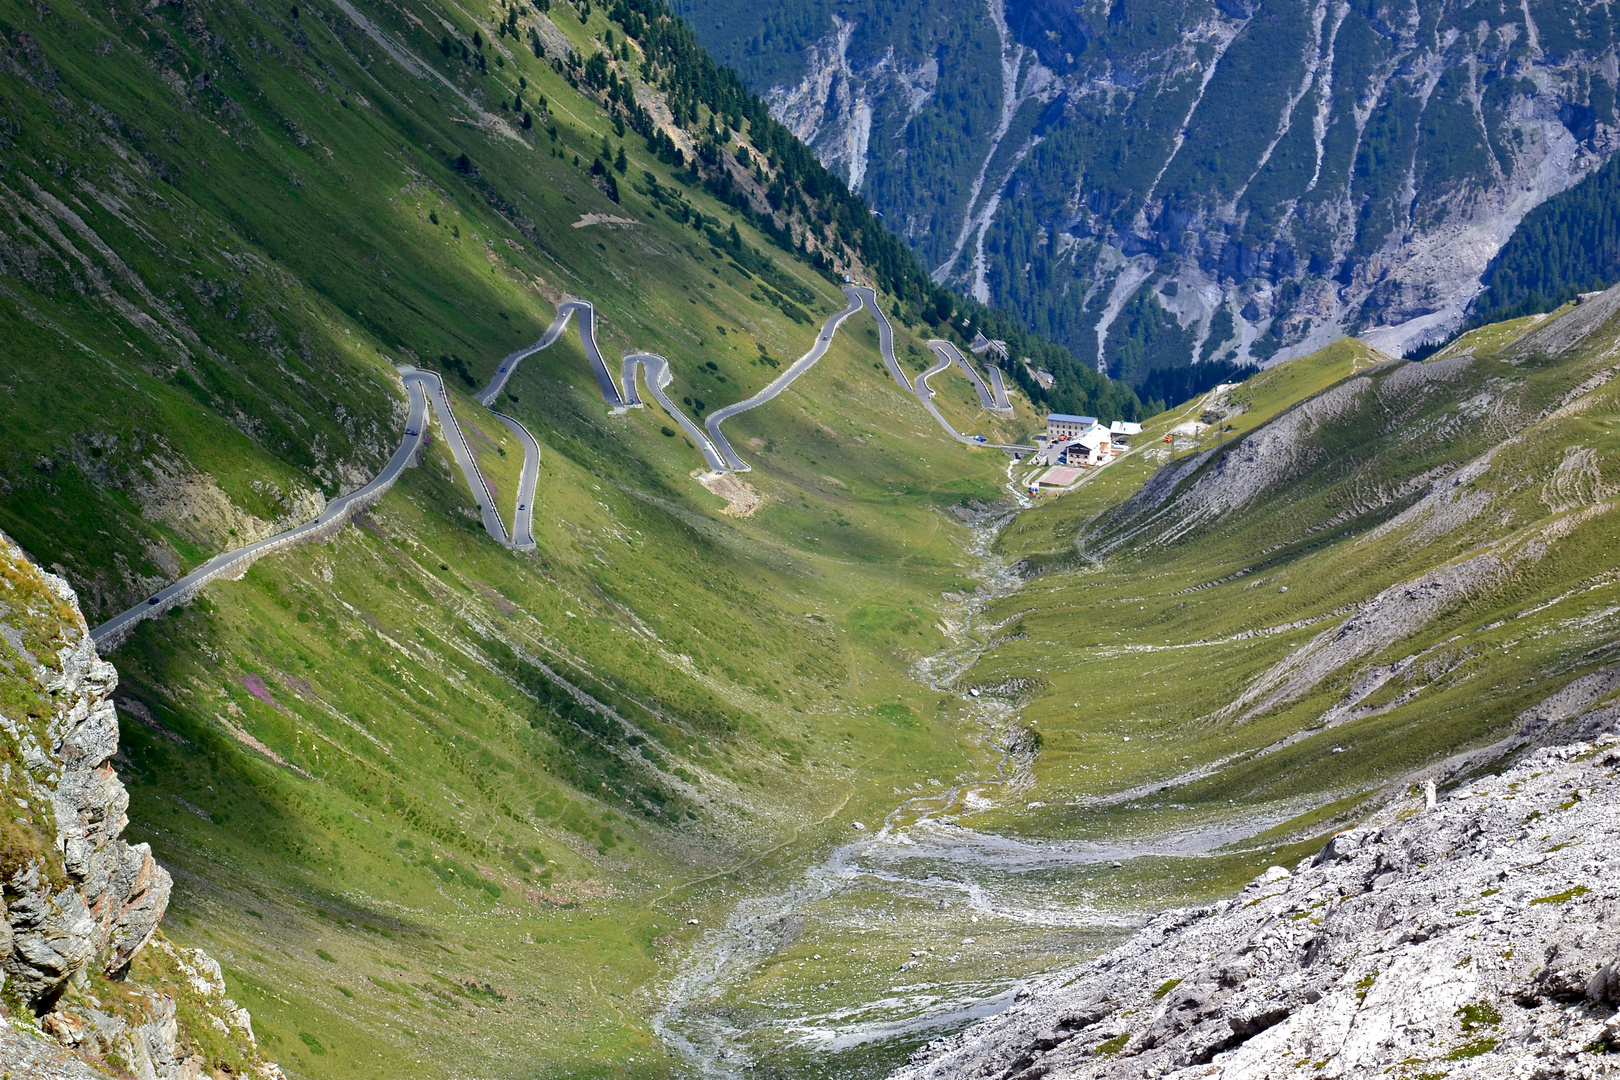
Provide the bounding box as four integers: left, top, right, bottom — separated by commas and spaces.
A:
642, 289, 1620, 1077
8, 0, 1620, 1073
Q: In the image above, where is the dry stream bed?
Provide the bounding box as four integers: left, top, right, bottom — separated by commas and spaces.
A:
654, 480, 1304, 1079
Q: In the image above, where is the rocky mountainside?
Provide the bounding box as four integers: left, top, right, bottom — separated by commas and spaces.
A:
0, 530, 272, 1078
685, 0, 1620, 388
906, 276, 1620, 1080
1468, 148, 1620, 329
894, 731, 1620, 1080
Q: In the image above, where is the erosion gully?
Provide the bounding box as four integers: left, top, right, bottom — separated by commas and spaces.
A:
652, 464, 1258, 1079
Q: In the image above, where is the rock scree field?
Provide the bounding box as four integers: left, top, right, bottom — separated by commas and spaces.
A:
3, 0, 1620, 1077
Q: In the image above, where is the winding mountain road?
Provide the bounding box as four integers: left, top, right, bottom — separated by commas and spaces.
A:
916, 346, 957, 396
986, 365, 1014, 413
415, 370, 536, 551
851, 285, 915, 395
93, 282, 1033, 648
929, 338, 1000, 413
622, 352, 729, 471
704, 289, 865, 471
564, 299, 630, 410
489, 411, 543, 549
484, 299, 627, 410
475, 306, 575, 407
852, 288, 1035, 456
92, 376, 433, 647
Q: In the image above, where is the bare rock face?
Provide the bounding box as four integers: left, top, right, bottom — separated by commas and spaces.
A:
702, 0, 1620, 371
0, 530, 171, 1007
0, 530, 277, 1079
894, 733, 1620, 1080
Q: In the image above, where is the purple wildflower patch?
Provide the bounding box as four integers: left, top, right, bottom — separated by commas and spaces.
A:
239, 673, 275, 706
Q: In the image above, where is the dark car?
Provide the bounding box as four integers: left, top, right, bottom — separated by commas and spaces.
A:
405, 428, 418, 436
500, 366, 508, 373
518, 504, 526, 511
147, 596, 160, 605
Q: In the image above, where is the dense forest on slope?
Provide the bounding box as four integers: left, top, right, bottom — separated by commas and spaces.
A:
1468, 150, 1620, 327
608, 0, 1139, 416
685, 0, 1620, 382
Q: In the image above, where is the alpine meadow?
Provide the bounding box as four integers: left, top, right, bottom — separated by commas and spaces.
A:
2, 1, 1620, 1079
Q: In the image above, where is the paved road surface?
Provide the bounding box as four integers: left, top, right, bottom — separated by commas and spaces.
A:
475, 307, 575, 406
704, 289, 865, 471
490, 410, 543, 548
915, 348, 956, 397
851, 288, 1035, 457
484, 299, 628, 409
928, 339, 1000, 413
560, 299, 629, 409
852, 286, 915, 395
985, 364, 1014, 414
622, 352, 728, 471
92, 375, 433, 647
414, 370, 534, 550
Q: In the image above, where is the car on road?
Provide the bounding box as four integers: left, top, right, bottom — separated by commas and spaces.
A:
147, 596, 160, 605
405, 428, 418, 436
974, 435, 988, 443
518, 504, 526, 511
500, 366, 507, 373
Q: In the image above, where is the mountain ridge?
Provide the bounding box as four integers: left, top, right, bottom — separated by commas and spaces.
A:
684, 0, 1620, 386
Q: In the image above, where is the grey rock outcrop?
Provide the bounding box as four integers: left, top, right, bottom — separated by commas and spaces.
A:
32, 938, 273, 1080
697, 0, 1620, 372
0, 530, 274, 1079
895, 733, 1620, 1080
0, 530, 171, 1008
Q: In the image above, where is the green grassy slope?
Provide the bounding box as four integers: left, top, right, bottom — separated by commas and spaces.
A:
998, 337, 1390, 567
960, 293, 1620, 901
23, 0, 1617, 1074
645, 296, 1620, 1073
0, 0, 1050, 1074
647, 338, 1413, 1080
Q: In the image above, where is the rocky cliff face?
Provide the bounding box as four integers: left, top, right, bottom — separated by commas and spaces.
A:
689, 0, 1620, 382
893, 732, 1620, 1080
0, 529, 274, 1079
765, 15, 941, 205
0, 558, 170, 1006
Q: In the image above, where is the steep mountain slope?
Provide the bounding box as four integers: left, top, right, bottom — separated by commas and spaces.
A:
0, 531, 273, 1078
684, 0, 1620, 386
12, 0, 1620, 1076
0, 0, 1091, 1073
1468, 146, 1620, 328
968, 284, 1620, 872
897, 735, 1620, 1080
594, 292, 1620, 1080
638, 287, 1620, 1079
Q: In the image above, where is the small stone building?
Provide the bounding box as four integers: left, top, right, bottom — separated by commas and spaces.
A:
1046, 413, 1097, 442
